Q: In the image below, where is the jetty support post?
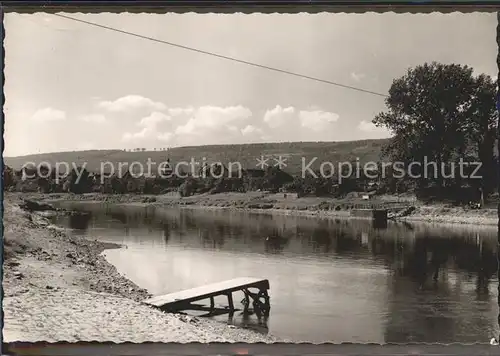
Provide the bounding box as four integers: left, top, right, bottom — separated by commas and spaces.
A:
259, 289, 271, 317
242, 288, 271, 318
227, 291, 235, 316
242, 289, 251, 314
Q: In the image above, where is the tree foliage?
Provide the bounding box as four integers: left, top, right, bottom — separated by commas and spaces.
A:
373, 62, 497, 193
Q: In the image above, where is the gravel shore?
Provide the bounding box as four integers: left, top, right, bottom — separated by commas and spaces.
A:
2, 194, 281, 343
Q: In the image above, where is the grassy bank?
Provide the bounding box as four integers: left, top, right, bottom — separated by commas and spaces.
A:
27, 191, 499, 226
2, 193, 281, 343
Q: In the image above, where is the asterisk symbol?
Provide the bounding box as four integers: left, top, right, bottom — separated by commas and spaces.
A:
274, 156, 287, 169
256, 155, 269, 169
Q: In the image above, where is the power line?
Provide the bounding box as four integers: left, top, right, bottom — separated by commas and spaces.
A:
52, 13, 389, 98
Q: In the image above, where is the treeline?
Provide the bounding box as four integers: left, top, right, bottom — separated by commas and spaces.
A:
125, 148, 170, 152
3, 159, 487, 204
3, 164, 296, 197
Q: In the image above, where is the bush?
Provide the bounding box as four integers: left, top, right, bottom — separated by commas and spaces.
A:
318, 201, 331, 210
179, 178, 198, 197
247, 203, 274, 209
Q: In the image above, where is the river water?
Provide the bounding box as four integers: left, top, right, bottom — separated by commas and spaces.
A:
50, 201, 499, 343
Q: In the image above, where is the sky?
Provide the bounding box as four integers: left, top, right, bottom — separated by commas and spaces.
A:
3, 12, 497, 157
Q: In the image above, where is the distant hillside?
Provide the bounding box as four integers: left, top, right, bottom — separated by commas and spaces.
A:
4, 139, 391, 175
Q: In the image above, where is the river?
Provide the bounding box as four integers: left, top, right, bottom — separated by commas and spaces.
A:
50, 201, 499, 343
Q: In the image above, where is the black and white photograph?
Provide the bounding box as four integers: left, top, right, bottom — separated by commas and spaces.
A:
2, 9, 500, 345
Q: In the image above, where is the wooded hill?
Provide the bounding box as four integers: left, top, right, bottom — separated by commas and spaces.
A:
4, 139, 390, 175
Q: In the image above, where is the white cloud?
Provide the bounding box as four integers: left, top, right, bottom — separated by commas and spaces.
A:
138, 111, 171, 128
31, 107, 66, 122
122, 112, 172, 142
79, 114, 106, 123
239, 125, 266, 143
358, 120, 392, 138
167, 107, 195, 116
118, 104, 347, 147
358, 120, 379, 132
174, 105, 252, 135
241, 125, 262, 136
299, 110, 339, 131
122, 105, 253, 146
98, 95, 166, 112
158, 132, 174, 142
351, 72, 366, 82
263, 105, 295, 129
261, 105, 341, 141
175, 119, 197, 135
122, 127, 150, 142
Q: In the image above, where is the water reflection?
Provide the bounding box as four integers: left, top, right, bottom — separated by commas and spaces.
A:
162, 224, 170, 244
68, 212, 92, 231
51, 201, 498, 343
264, 228, 290, 254
372, 219, 388, 230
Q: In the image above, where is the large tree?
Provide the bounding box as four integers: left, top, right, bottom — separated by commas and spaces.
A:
373, 62, 497, 193
462, 73, 498, 195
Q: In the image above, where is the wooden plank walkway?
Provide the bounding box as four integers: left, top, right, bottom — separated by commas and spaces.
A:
143, 277, 270, 317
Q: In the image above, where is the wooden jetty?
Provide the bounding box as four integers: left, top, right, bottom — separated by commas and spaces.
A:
143, 277, 271, 317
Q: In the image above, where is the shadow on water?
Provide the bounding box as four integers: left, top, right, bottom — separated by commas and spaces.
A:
264, 227, 290, 254
68, 212, 93, 231
162, 224, 170, 244
372, 219, 388, 230
51, 201, 499, 343
233, 312, 269, 333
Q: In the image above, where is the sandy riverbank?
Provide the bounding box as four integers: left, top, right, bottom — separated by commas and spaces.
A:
397, 206, 498, 226
27, 191, 500, 227
2, 194, 281, 343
